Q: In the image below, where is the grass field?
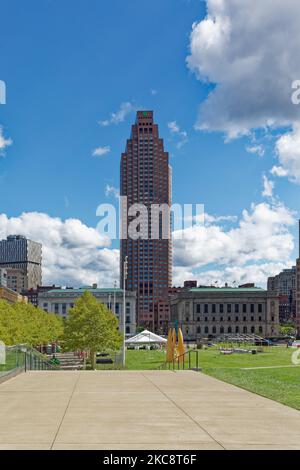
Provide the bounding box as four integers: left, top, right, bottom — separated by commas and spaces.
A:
125, 346, 300, 410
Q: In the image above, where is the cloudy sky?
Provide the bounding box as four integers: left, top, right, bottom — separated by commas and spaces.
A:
0, 0, 300, 287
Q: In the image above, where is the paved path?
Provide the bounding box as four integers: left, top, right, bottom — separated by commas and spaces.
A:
0, 370, 299, 450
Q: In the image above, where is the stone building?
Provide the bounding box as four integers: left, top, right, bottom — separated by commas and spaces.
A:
170, 286, 279, 340
38, 286, 136, 336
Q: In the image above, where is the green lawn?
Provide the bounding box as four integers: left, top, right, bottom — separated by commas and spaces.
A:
125, 346, 300, 410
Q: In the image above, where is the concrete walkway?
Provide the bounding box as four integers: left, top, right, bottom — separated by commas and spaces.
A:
0, 370, 299, 450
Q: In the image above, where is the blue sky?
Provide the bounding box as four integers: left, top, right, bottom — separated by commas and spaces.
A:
1, 0, 300, 287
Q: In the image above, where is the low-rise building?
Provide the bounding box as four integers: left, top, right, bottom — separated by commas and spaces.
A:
38, 286, 137, 336
22, 285, 61, 307
170, 286, 279, 340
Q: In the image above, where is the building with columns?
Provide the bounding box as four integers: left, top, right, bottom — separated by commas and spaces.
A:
38, 286, 136, 336
170, 286, 279, 340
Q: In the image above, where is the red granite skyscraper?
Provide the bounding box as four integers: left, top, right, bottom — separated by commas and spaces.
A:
120, 111, 172, 331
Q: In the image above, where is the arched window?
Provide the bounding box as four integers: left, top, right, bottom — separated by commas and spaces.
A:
220, 327, 224, 334
228, 327, 232, 334
235, 326, 239, 333
243, 326, 247, 334
212, 326, 216, 334
205, 326, 209, 334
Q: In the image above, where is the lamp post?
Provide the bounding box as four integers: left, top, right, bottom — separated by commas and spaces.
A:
113, 280, 117, 315
122, 256, 128, 368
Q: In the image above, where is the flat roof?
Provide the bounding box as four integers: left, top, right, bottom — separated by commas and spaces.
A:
189, 287, 265, 293
47, 288, 125, 294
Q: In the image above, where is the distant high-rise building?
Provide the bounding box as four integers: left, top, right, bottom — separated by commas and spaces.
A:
267, 267, 296, 323
0, 235, 42, 291
120, 111, 172, 330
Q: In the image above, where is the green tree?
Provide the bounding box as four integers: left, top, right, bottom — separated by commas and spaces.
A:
63, 291, 122, 369
280, 324, 296, 337
0, 300, 63, 346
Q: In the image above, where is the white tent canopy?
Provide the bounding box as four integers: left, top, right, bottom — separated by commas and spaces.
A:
125, 329, 167, 345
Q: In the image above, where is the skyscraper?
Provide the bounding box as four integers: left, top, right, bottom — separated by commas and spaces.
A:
120, 111, 172, 331
0, 235, 42, 291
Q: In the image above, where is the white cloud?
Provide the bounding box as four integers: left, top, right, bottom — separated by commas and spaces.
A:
0, 127, 12, 155
246, 145, 265, 157
99, 102, 135, 127
168, 121, 188, 149
0, 212, 119, 287
174, 201, 295, 271
92, 145, 110, 157
174, 262, 292, 289
271, 166, 288, 178
187, 0, 300, 183
0, 201, 295, 290
105, 184, 119, 199
150, 89, 158, 96
187, 0, 300, 139
275, 124, 300, 183
262, 175, 274, 198
204, 213, 238, 224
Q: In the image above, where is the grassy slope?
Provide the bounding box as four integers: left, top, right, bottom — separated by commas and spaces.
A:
125, 347, 300, 410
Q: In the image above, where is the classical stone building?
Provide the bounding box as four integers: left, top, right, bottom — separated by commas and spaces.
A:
170, 287, 279, 340
38, 286, 137, 336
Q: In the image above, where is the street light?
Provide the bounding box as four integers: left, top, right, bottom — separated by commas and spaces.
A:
113, 280, 117, 315
122, 256, 128, 368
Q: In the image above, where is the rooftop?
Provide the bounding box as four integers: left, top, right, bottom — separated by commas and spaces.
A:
188, 287, 265, 293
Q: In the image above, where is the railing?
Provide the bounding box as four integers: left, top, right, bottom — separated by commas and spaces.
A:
24, 346, 60, 371
158, 349, 200, 371
0, 345, 59, 381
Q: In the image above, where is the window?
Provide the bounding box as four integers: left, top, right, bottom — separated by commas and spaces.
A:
204, 326, 209, 334
204, 304, 208, 313
228, 327, 232, 333
126, 326, 130, 334
243, 304, 247, 313
258, 304, 263, 313
197, 326, 201, 334
212, 304, 216, 313
250, 304, 255, 313
212, 326, 216, 334
219, 304, 224, 313
235, 316, 239, 322
243, 326, 247, 334
227, 304, 231, 313
196, 304, 201, 314
235, 304, 239, 313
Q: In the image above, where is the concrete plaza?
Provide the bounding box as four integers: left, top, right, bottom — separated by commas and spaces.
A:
0, 370, 299, 450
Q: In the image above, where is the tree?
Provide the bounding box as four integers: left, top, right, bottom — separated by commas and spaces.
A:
0, 300, 63, 346
63, 291, 122, 369
280, 324, 296, 337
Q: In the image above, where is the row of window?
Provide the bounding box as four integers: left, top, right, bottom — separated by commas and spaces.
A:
194, 303, 263, 314
192, 325, 264, 335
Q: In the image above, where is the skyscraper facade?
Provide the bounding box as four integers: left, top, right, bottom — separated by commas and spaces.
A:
120, 111, 172, 331
0, 235, 42, 291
